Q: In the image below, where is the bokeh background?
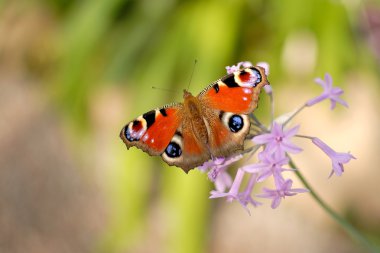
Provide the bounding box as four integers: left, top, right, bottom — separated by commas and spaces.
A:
1, 0, 380, 252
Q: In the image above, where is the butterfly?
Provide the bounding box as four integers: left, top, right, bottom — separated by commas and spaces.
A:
120, 65, 269, 173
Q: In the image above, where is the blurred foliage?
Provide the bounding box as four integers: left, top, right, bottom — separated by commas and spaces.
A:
2, 0, 379, 252
49, 0, 380, 252
50, 0, 377, 128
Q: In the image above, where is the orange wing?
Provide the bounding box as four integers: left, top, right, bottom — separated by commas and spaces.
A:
198, 66, 269, 114
196, 66, 269, 158
120, 104, 182, 156
163, 117, 211, 172
120, 102, 212, 172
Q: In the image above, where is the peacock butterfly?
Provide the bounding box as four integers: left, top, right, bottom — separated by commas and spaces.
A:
120, 64, 269, 173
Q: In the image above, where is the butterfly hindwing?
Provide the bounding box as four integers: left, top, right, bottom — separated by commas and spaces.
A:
209, 110, 251, 157
160, 119, 211, 173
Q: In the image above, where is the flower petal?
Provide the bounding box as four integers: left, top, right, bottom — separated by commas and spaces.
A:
282, 140, 303, 153
256, 62, 270, 75
324, 73, 333, 88
309, 73, 348, 109
209, 191, 229, 199
332, 97, 348, 108
252, 133, 274, 144
314, 77, 325, 87
257, 170, 273, 182
329, 100, 337, 110
271, 197, 282, 209
332, 161, 344, 176
214, 171, 233, 192
306, 94, 328, 107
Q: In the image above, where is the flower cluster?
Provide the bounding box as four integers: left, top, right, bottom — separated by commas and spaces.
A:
200, 62, 355, 213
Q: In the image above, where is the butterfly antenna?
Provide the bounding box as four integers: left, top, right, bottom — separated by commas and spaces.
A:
151, 86, 177, 93
186, 59, 198, 91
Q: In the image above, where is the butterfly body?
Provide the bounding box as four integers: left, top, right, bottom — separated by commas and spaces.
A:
120, 66, 269, 172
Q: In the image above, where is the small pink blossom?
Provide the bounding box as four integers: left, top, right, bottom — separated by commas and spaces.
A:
263, 85, 272, 94
201, 62, 353, 213
257, 179, 309, 209
225, 61, 253, 74
210, 169, 245, 202
256, 62, 270, 76
199, 155, 243, 192
252, 123, 302, 156
214, 171, 233, 192
210, 170, 261, 213
312, 137, 356, 177
306, 73, 348, 110
242, 152, 291, 186
237, 174, 262, 214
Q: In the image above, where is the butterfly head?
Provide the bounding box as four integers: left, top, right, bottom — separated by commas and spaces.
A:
183, 89, 194, 99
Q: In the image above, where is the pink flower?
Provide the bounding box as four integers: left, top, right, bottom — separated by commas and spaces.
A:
306, 73, 348, 110
213, 171, 233, 193
237, 174, 262, 214
210, 169, 245, 202
203, 62, 354, 213
256, 62, 270, 76
225, 61, 253, 74
210, 170, 261, 213
257, 179, 309, 209
252, 123, 302, 156
199, 155, 243, 192
242, 152, 291, 186
263, 85, 272, 94
312, 137, 356, 177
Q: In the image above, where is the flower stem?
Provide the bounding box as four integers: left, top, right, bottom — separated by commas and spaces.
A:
250, 114, 268, 132
269, 90, 274, 125
283, 104, 306, 127
288, 158, 379, 253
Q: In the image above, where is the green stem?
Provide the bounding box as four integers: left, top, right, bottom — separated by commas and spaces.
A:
283, 104, 306, 127
289, 158, 379, 253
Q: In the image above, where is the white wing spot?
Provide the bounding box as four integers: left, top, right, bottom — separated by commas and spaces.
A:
142, 133, 149, 142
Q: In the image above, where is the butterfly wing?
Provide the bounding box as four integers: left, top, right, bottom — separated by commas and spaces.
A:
198, 66, 269, 157
120, 104, 183, 156
120, 103, 211, 173
161, 117, 211, 173
198, 66, 269, 114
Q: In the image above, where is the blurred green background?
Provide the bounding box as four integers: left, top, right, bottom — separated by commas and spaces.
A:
1, 0, 379, 252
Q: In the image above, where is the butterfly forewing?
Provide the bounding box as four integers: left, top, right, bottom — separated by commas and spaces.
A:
198, 66, 268, 114
120, 104, 183, 156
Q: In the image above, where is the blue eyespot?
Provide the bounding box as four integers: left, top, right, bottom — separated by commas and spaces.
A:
125, 126, 138, 142
228, 115, 244, 133
165, 142, 182, 158
251, 68, 262, 86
